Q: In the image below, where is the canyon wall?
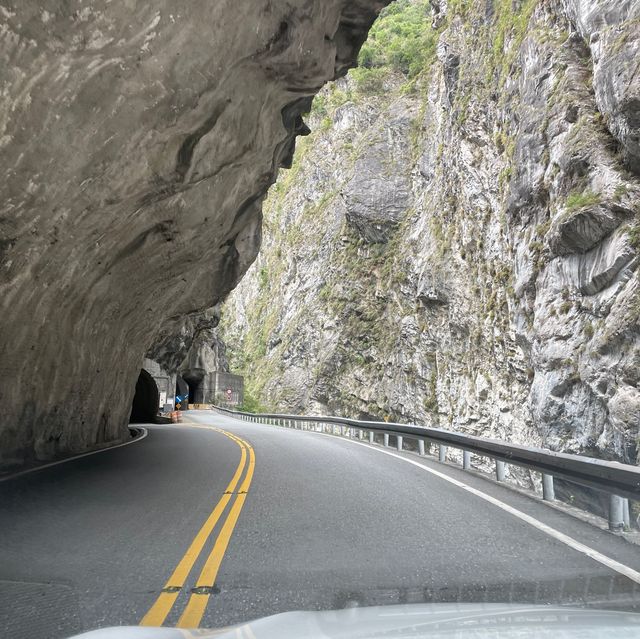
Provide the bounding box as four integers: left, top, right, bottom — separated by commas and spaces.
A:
220, 0, 640, 476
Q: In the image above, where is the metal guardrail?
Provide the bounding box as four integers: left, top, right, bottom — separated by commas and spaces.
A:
213, 405, 640, 532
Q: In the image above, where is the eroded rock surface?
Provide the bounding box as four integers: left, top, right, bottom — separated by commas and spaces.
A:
0, 0, 387, 468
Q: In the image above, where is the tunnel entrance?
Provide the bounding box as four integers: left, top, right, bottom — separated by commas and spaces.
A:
130, 369, 159, 423
180, 369, 205, 406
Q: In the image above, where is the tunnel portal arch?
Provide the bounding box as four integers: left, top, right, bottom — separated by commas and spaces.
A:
130, 369, 159, 423
180, 369, 205, 406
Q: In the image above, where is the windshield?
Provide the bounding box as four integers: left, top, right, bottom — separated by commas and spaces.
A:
1, 1, 639, 638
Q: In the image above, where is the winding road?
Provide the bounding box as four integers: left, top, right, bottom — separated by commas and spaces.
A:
1, 411, 639, 638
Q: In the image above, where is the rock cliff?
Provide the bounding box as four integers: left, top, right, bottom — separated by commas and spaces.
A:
0, 0, 387, 468
220, 0, 640, 476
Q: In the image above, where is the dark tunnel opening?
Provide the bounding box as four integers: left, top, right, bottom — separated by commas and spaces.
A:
188, 382, 197, 405
130, 369, 159, 423
181, 369, 205, 406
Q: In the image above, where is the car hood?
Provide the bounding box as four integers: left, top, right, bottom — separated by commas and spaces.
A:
70, 603, 640, 638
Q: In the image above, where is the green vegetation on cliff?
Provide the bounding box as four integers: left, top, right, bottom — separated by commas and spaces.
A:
356, 0, 437, 80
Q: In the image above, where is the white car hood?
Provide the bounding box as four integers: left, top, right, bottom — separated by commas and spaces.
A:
70, 603, 640, 638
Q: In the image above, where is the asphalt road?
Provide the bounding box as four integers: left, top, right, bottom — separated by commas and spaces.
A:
1, 411, 639, 638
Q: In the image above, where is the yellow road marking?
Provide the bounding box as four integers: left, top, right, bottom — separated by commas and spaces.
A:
140, 427, 249, 627
177, 441, 256, 628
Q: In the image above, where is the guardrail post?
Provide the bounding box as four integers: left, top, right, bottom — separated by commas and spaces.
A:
463, 450, 471, 470
383, 434, 389, 447
495, 460, 506, 482
609, 494, 624, 532
439, 445, 446, 463
396, 435, 403, 452
542, 474, 555, 501
369, 431, 374, 444
418, 440, 425, 456
623, 498, 630, 529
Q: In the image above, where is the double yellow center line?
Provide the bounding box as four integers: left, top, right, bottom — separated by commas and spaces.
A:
140, 426, 255, 629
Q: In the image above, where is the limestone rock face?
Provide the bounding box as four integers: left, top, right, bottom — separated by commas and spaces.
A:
220, 0, 640, 478
563, 0, 640, 172
0, 0, 387, 468
148, 308, 223, 376
342, 102, 414, 243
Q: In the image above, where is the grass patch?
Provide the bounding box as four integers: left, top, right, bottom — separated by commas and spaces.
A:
565, 189, 601, 212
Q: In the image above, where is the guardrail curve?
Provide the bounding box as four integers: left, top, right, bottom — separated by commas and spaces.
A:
212, 405, 639, 531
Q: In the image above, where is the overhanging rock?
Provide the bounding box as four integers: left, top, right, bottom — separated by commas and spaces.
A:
0, 0, 389, 469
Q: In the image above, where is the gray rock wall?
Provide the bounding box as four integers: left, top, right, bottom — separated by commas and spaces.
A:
0, 0, 387, 468
220, 0, 640, 480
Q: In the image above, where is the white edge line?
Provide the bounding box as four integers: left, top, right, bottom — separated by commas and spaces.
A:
251, 420, 640, 587
0, 427, 149, 483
